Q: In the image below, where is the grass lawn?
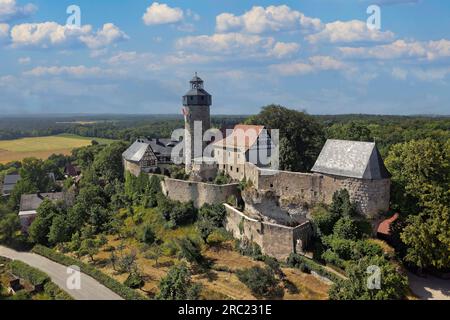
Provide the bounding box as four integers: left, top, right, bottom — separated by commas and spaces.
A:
0, 134, 116, 164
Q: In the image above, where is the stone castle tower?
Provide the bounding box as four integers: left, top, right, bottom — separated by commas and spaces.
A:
183, 73, 212, 172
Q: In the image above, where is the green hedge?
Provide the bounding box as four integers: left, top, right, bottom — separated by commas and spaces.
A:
9, 260, 73, 300
286, 253, 342, 283
44, 282, 74, 300
32, 245, 147, 300
10, 260, 50, 286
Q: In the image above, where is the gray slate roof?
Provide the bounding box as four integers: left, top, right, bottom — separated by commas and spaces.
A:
4, 174, 20, 185
122, 140, 150, 162
19, 192, 65, 212
311, 139, 391, 180
122, 138, 179, 162
1, 174, 20, 195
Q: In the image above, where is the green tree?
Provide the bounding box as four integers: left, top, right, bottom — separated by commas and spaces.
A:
333, 217, 361, 241
28, 199, 61, 245
236, 266, 284, 298
401, 198, 450, 270
156, 263, 201, 300
327, 122, 373, 142
386, 139, 450, 270
177, 237, 210, 271
145, 245, 163, 267
48, 215, 70, 245
311, 205, 339, 236
329, 256, 408, 300
245, 105, 325, 172
92, 141, 128, 183
385, 139, 449, 214
330, 189, 358, 218
0, 213, 20, 244
141, 225, 156, 245
198, 203, 226, 228
79, 238, 100, 262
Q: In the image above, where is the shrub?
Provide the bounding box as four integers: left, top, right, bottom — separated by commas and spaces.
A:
32, 245, 146, 300
10, 260, 49, 286
177, 237, 210, 270
329, 255, 408, 300
140, 224, 156, 245
299, 263, 311, 274
124, 272, 144, 289
283, 279, 299, 294
322, 249, 345, 269
236, 266, 284, 298
10, 290, 32, 300
206, 229, 231, 248
214, 172, 232, 185
235, 238, 263, 260
311, 205, 339, 236
330, 189, 358, 217
156, 263, 202, 300
160, 200, 197, 227
333, 217, 361, 240
286, 253, 341, 283
43, 282, 73, 300
198, 203, 226, 227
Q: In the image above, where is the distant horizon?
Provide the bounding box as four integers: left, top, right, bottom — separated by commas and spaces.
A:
0, 1, 449, 115
1, 112, 450, 118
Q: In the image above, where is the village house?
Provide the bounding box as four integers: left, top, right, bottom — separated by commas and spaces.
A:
122, 138, 181, 176
212, 124, 273, 181
18, 192, 71, 232
1, 174, 21, 197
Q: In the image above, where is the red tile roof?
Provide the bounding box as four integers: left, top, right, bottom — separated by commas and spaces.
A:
214, 124, 265, 151
377, 213, 399, 236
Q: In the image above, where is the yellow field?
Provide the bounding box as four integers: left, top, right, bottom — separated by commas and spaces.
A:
0, 134, 115, 164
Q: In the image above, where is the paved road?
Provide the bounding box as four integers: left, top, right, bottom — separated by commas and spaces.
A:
0, 246, 123, 300
408, 272, 450, 300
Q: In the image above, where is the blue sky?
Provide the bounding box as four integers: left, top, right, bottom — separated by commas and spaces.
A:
0, 0, 449, 115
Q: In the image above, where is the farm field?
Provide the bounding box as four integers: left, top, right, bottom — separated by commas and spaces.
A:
0, 134, 116, 164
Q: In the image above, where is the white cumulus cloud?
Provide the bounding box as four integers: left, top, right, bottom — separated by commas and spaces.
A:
0, 22, 9, 38
79, 23, 129, 49
143, 2, 184, 25
271, 56, 346, 76
10, 22, 128, 49
339, 39, 450, 61
23, 65, 123, 78
0, 0, 36, 22
176, 32, 298, 59
270, 42, 300, 58
216, 5, 322, 34
307, 20, 394, 44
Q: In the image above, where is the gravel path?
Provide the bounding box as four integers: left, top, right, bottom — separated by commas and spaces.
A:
0, 245, 123, 300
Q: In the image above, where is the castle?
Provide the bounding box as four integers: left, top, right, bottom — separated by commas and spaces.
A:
122, 74, 391, 260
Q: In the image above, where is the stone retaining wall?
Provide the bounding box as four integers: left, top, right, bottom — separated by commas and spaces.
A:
224, 204, 313, 260
160, 177, 239, 208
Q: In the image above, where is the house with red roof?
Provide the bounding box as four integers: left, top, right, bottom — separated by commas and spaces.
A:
212, 124, 274, 180
377, 213, 400, 241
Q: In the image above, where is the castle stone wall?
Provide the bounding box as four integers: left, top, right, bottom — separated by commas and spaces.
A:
124, 160, 141, 177
244, 163, 390, 219
320, 174, 390, 219
161, 177, 239, 208
224, 204, 313, 260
